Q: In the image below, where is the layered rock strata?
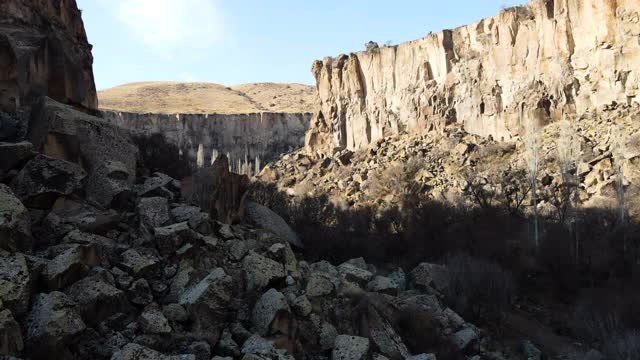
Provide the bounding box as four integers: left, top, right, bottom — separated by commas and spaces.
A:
306, 0, 640, 153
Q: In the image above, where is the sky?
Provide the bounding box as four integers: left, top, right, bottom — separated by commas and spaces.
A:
77, 0, 526, 90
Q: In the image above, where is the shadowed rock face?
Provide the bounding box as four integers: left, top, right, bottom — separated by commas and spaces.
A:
102, 110, 312, 173
0, 0, 98, 115
306, 0, 640, 153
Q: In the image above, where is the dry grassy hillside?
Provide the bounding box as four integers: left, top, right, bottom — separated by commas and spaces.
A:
98, 81, 317, 114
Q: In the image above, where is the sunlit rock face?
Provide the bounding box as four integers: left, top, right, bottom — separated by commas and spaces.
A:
102, 111, 312, 175
0, 0, 98, 114
306, 0, 640, 154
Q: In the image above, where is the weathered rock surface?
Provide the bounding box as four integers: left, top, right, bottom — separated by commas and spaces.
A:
0, 309, 23, 355
246, 202, 303, 248
103, 110, 312, 172
306, 0, 640, 153
332, 335, 370, 360
10, 154, 86, 208
25, 292, 86, 359
0, 184, 31, 252
0, 251, 31, 316
0, 0, 97, 115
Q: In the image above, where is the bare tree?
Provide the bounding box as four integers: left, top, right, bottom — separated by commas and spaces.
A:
612, 124, 627, 253
557, 119, 582, 262
498, 168, 530, 216
524, 119, 541, 250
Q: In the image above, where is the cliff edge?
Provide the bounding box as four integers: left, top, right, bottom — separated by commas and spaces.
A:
306, 0, 640, 153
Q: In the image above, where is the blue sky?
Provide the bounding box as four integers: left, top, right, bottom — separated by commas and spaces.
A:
77, 0, 526, 90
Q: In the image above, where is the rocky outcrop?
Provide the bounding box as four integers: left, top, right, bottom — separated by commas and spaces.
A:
0, 0, 98, 118
306, 0, 640, 153
102, 110, 312, 174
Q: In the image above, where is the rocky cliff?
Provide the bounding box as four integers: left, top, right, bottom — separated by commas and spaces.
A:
0, 0, 98, 118
306, 0, 640, 153
102, 110, 312, 175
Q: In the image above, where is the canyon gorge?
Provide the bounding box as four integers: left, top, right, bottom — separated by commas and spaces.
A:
1, 0, 640, 360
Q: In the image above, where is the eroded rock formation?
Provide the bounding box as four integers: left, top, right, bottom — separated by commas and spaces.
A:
0, 0, 98, 117
306, 0, 640, 153
102, 110, 312, 174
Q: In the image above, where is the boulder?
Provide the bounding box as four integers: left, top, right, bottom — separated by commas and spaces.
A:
62, 230, 120, 266
112, 343, 194, 360
245, 202, 303, 248
268, 243, 297, 272
405, 355, 437, 360
138, 197, 170, 228
44, 243, 99, 291
291, 295, 312, 317
162, 303, 188, 323
136, 172, 176, 198
154, 222, 197, 256
41, 197, 120, 241
410, 263, 450, 292
252, 288, 290, 336
10, 154, 86, 209
332, 335, 370, 360
171, 205, 201, 223
0, 141, 34, 172
451, 327, 478, 351
338, 263, 373, 286
25, 292, 86, 359
0, 309, 23, 355
65, 274, 129, 326
306, 273, 335, 297
128, 278, 154, 306
0, 252, 31, 316
84, 160, 134, 208
139, 304, 172, 334
179, 268, 232, 334
243, 252, 285, 291
367, 276, 400, 295
214, 328, 241, 358
28, 98, 137, 190
311, 314, 339, 352
0, 184, 32, 252
119, 248, 160, 277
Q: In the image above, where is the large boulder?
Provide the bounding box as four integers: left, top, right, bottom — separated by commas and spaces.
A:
0, 184, 31, 252
43, 243, 100, 290
243, 252, 285, 291
0, 141, 34, 172
112, 343, 194, 360
25, 292, 86, 359
0, 309, 23, 355
27, 97, 137, 203
10, 154, 86, 209
64, 274, 129, 326
119, 248, 160, 277
332, 335, 370, 360
252, 288, 290, 336
138, 196, 170, 227
245, 202, 303, 248
41, 197, 121, 242
179, 268, 232, 335
154, 222, 198, 256
410, 263, 450, 292
0, 251, 31, 316
139, 304, 172, 334
84, 160, 134, 208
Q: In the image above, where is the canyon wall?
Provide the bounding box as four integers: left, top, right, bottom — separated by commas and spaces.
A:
306, 0, 640, 153
102, 110, 312, 174
0, 0, 98, 115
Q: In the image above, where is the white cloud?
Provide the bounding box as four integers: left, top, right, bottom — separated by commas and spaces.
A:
110, 0, 225, 55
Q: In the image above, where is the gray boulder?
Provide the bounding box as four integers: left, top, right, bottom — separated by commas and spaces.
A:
214, 328, 241, 358
25, 292, 86, 359
291, 295, 312, 317
112, 343, 194, 360
0, 141, 33, 172
0, 251, 31, 316
243, 252, 285, 291
179, 268, 232, 334
245, 202, 302, 248
44, 243, 100, 290
367, 276, 400, 296
252, 288, 290, 336
10, 154, 86, 209
0, 184, 32, 252
0, 309, 23, 355
139, 304, 172, 334
128, 278, 154, 306
154, 222, 197, 256
138, 197, 170, 228
119, 248, 160, 277
65, 274, 129, 325
306, 273, 335, 298
332, 335, 370, 360
338, 263, 373, 286
451, 327, 478, 351
84, 160, 134, 208
410, 263, 450, 292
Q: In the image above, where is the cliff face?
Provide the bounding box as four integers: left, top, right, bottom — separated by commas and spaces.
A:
102, 111, 312, 174
0, 0, 98, 115
306, 0, 640, 153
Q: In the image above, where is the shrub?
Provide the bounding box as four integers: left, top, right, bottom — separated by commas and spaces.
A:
444, 254, 516, 325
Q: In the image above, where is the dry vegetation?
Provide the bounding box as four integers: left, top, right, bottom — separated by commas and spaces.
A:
98, 81, 317, 114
